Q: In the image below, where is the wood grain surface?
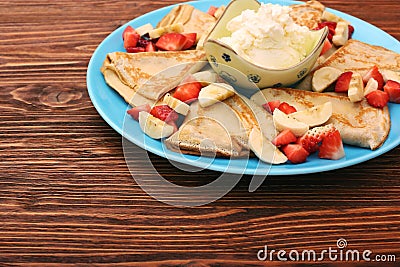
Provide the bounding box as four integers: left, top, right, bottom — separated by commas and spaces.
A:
0, 0, 399, 266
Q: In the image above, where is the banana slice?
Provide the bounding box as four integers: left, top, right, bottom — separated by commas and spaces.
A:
288, 102, 333, 127
348, 72, 364, 102
332, 21, 349, 46
322, 10, 350, 24
135, 23, 154, 36
381, 69, 400, 83
312, 67, 342, 92
138, 111, 174, 139
273, 109, 309, 137
149, 23, 184, 39
163, 93, 190, 116
198, 83, 235, 108
192, 70, 219, 86
248, 128, 287, 164
364, 78, 378, 96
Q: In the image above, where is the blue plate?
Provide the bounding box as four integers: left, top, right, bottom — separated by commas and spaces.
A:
87, 0, 400, 175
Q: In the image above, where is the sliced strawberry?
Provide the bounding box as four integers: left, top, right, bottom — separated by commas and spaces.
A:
319, 21, 337, 30
182, 33, 197, 50
335, 71, 353, 93
282, 144, 309, 164
272, 129, 297, 147
318, 129, 345, 160
262, 100, 281, 113
155, 33, 187, 51
297, 124, 335, 153
207, 6, 218, 17
122, 26, 137, 40
278, 102, 297, 114
383, 80, 400, 103
145, 41, 156, 52
268, 100, 282, 113
126, 46, 145, 53
173, 81, 202, 104
124, 31, 140, 50
348, 25, 355, 39
127, 104, 151, 121
150, 105, 179, 122
320, 39, 332, 56
363, 66, 384, 90
314, 21, 337, 42
365, 90, 389, 108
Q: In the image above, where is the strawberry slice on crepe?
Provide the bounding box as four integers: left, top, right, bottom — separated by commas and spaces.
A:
335, 71, 353, 93
297, 124, 335, 153
282, 144, 309, 164
272, 129, 297, 147
363, 66, 384, 90
318, 129, 345, 160
384, 80, 400, 103
365, 90, 389, 108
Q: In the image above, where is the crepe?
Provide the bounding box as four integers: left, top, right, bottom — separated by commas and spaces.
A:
251, 88, 391, 150
290, 0, 325, 29
165, 116, 246, 157
297, 39, 400, 90
316, 39, 400, 73
165, 94, 275, 158
157, 4, 217, 42
101, 50, 207, 106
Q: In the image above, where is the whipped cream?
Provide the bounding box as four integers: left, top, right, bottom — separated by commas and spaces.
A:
219, 3, 315, 69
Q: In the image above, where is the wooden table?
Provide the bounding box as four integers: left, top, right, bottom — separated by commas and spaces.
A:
1, 0, 399, 266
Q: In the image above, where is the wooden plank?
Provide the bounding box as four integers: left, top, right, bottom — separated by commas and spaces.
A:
0, 0, 399, 266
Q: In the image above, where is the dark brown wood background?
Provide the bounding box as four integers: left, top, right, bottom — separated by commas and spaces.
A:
0, 0, 399, 266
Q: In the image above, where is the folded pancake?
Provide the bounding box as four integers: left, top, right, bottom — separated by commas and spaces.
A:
290, 0, 325, 29
101, 62, 156, 107
165, 116, 246, 158
157, 4, 217, 42
101, 50, 207, 106
317, 39, 400, 73
251, 88, 390, 150
297, 39, 400, 90
165, 94, 274, 158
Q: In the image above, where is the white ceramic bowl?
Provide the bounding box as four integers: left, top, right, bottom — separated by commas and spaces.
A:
203, 0, 328, 91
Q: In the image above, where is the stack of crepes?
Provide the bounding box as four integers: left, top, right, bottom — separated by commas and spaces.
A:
100, 1, 400, 159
